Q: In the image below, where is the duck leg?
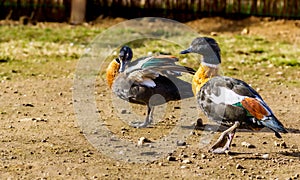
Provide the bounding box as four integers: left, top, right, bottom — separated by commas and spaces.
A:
209, 121, 240, 154
130, 105, 154, 128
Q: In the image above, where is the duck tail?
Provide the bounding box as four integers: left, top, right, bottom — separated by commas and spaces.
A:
261, 116, 288, 138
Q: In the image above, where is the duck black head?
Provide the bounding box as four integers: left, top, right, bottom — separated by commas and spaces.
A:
180, 37, 221, 65
118, 46, 133, 72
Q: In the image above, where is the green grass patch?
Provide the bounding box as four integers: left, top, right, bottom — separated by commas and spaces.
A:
0, 23, 298, 85
272, 59, 300, 67
0, 24, 104, 80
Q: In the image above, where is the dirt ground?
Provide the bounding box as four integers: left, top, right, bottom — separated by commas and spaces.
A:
0, 17, 299, 179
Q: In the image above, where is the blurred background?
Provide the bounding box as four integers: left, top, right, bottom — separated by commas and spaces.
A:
0, 0, 299, 24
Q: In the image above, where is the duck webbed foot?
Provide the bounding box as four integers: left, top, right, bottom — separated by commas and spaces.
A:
209, 121, 240, 154
130, 120, 151, 128
130, 106, 154, 128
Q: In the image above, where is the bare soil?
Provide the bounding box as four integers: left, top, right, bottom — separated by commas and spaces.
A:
0, 17, 299, 179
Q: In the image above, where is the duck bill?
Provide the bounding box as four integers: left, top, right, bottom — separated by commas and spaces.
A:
119, 61, 128, 73
180, 47, 192, 54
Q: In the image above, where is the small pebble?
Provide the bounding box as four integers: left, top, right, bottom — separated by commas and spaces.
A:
137, 137, 151, 146
274, 141, 287, 148
241, 141, 256, 148
280, 142, 287, 148
121, 127, 128, 131
32, 118, 47, 122
261, 154, 269, 159
191, 153, 197, 158
228, 66, 238, 70
265, 170, 272, 175
276, 71, 283, 75
236, 164, 244, 169
201, 154, 206, 159
241, 28, 249, 35
176, 141, 186, 146
10, 156, 17, 159
180, 154, 188, 158
121, 109, 127, 114
210, 32, 218, 36
242, 169, 248, 174
22, 103, 34, 107
180, 165, 188, 169
182, 159, 192, 164
190, 131, 195, 135
196, 166, 203, 170
167, 156, 176, 161
169, 115, 176, 119
196, 118, 203, 127
256, 175, 265, 179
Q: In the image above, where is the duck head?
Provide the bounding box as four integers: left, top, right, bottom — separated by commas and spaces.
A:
118, 46, 133, 72
180, 37, 221, 65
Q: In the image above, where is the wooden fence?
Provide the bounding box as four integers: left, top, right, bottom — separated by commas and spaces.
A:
0, 0, 299, 22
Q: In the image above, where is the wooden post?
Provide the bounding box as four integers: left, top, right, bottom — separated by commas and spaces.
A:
70, 0, 86, 25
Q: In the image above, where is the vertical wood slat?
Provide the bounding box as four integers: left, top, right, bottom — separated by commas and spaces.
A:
70, 0, 86, 24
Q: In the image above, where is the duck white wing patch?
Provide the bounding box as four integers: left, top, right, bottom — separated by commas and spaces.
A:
210, 87, 245, 105
140, 78, 156, 87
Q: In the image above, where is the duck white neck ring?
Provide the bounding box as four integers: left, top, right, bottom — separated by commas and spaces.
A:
201, 61, 220, 68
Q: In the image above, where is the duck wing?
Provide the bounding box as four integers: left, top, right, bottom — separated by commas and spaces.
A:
117, 55, 194, 88
125, 55, 195, 76
112, 55, 195, 104
198, 76, 287, 137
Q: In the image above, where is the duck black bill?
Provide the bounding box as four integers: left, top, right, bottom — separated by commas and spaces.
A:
180, 48, 192, 54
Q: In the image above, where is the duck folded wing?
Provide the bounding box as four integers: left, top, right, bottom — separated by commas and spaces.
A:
148, 65, 195, 76
126, 55, 194, 74
126, 69, 159, 88
125, 55, 176, 72
126, 64, 194, 88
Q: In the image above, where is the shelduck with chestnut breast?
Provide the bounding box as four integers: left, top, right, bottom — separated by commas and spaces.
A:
180, 37, 288, 153
106, 46, 195, 128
